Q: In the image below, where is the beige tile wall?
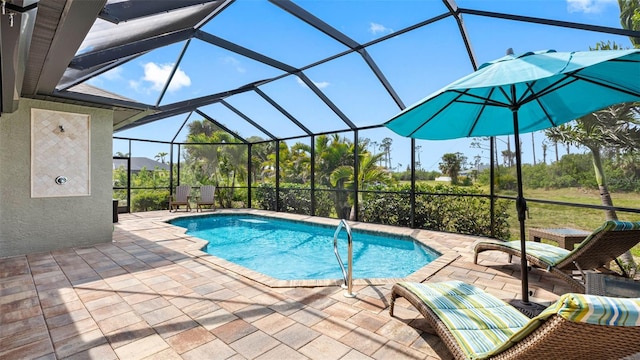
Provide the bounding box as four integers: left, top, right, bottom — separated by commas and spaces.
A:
31, 108, 91, 197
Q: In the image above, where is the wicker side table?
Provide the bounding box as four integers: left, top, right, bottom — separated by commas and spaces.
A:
585, 272, 640, 297
529, 227, 591, 250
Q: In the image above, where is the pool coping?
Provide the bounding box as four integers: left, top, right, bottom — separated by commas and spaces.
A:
161, 209, 462, 288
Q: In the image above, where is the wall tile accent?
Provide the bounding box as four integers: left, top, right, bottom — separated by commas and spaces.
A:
31, 109, 91, 197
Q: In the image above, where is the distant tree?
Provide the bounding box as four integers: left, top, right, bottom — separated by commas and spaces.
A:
379, 137, 393, 169
439, 152, 466, 185
618, 0, 640, 47
155, 152, 168, 164
330, 151, 391, 220
115, 152, 129, 157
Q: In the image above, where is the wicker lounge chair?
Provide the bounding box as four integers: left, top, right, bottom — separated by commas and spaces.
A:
196, 185, 216, 212
474, 221, 640, 292
169, 185, 191, 212
389, 281, 640, 360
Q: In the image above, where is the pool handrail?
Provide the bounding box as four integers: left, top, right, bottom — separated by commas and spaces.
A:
333, 219, 356, 298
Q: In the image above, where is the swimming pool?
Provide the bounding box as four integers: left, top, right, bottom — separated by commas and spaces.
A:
170, 214, 441, 281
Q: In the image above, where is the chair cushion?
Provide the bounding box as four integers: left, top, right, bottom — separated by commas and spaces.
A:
496, 241, 570, 266
397, 281, 530, 359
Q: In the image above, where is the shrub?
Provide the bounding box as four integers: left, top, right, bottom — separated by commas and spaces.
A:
131, 189, 169, 212
361, 183, 510, 239
254, 183, 333, 217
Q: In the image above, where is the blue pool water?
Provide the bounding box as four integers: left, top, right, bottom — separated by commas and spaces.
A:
169, 214, 440, 280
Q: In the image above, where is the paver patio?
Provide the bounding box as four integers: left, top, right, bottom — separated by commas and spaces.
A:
1, 210, 571, 359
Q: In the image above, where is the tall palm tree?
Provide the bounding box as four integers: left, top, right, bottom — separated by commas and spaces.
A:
330, 151, 391, 220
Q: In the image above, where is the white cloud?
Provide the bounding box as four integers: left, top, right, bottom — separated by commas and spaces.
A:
369, 22, 392, 35
296, 77, 329, 89
142, 62, 191, 92
566, 0, 616, 14
222, 56, 246, 73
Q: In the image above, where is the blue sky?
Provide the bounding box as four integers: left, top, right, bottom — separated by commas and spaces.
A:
107, 0, 632, 171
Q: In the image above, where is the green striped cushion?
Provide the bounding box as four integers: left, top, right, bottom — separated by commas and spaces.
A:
488, 293, 640, 356
488, 221, 640, 266
494, 241, 570, 265
537, 293, 640, 326
570, 220, 640, 254
397, 281, 530, 359
399, 281, 640, 359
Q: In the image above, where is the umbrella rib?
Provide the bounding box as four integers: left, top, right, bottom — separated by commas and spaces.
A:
569, 73, 640, 98
532, 96, 558, 128
451, 89, 510, 108
518, 76, 579, 105
466, 88, 495, 136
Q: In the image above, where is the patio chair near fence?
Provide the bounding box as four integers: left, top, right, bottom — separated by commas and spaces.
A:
389, 281, 640, 360
196, 185, 216, 212
169, 185, 191, 212
473, 220, 640, 293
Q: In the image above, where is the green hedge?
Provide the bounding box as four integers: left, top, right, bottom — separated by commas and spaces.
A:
254, 183, 333, 217
361, 183, 511, 239
255, 182, 510, 239
131, 189, 170, 212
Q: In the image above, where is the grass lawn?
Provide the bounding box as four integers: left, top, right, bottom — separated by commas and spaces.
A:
414, 182, 640, 258
500, 187, 640, 258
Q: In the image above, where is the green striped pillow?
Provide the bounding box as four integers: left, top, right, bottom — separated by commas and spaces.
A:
537, 293, 640, 326
487, 293, 640, 357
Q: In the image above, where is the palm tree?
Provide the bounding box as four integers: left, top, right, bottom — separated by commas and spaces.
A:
315, 134, 355, 218
618, 0, 640, 47
330, 151, 391, 220
439, 152, 466, 184
155, 152, 168, 164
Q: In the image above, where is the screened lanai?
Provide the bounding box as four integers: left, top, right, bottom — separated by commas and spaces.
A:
3, 1, 640, 359
8, 0, 640, 239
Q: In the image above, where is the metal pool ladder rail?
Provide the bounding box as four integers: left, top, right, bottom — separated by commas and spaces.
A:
333, 219, 356, 298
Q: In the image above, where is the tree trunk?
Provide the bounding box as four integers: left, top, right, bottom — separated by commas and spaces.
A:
592, 148, 636, 270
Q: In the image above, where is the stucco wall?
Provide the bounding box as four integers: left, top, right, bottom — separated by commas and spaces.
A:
0, 98, 113, 257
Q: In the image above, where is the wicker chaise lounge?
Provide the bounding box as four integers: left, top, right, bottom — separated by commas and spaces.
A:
389, 281, 640, 360
473, 220, 640, 292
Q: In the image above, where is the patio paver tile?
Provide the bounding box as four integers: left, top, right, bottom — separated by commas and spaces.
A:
229, 330, 279, 359
105, 321, 155, 349
63, 341, 118, 360
140, 304, 184, 326
0, 337, 54, 359
339, 327, 388, 356
53, 328, 107, 358
97, 310, 145, 335
209, 318, 258, 344
113, 334, 169, 360
312, 316, 357, 339
256, 343, 309, 360
181, 339, 236, 360
273, 323, 321, 350
252, 312, 296, 335
299, 334, 351, 360
165, 325, 215, 354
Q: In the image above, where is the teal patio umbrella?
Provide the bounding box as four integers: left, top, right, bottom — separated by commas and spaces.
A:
385, 49, 640, 305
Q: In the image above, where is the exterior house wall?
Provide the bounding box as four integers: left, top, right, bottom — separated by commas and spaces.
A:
0, 98, 113, 257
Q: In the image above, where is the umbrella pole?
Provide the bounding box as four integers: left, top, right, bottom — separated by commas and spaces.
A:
512, 109, 530, 304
